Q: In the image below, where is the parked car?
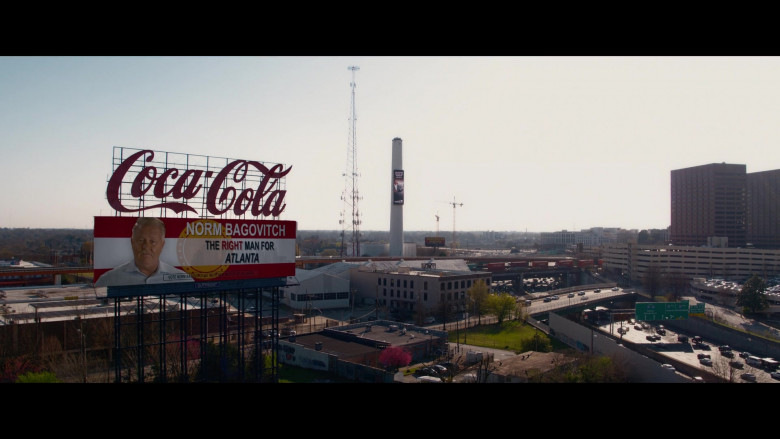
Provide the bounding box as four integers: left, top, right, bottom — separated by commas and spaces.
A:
722, 350, 735, 358
415, 366, 436, 377
697, 353, 711, 359
677, 335, 689, 343
432, 365, 448, 375
739, 351, 751, 359
741, 372, 757, 382
718, 345, 732, 352
634, 324, 643, 331
700, 358, 713, 366
439, 362, 457, 373
771, 371, 780, 380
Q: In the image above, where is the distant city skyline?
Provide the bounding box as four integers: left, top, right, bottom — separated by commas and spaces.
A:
2, 56, 779, 232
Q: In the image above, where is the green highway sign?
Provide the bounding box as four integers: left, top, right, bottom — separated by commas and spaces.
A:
689, 303, 705, 315
635, 300, 690, 321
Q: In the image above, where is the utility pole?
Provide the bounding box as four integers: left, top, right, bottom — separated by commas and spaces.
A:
450, 197, 463, 250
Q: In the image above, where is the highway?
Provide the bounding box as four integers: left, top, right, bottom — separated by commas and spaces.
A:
599, 318, 779, 383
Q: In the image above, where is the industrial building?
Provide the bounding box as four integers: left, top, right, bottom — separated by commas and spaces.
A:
349, 258, 492, 321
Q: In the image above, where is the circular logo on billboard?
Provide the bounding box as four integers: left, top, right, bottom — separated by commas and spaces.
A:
176, 219, 230, 281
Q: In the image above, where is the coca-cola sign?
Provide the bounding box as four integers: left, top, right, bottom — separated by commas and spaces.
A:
106, 148, 292, 218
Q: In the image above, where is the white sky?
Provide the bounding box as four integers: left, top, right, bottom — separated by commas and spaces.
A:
1, 56, 778, 233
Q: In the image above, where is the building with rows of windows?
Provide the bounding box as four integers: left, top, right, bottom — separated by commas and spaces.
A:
349, 259, 492, 321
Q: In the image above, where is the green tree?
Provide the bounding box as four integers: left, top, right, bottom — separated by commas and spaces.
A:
665, 271, 688, 302
466, 279, 490, 324
736, 275, 769, 315
482, 293, 516, 324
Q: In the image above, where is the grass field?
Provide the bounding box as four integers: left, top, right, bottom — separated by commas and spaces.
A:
448, 320, 568, 352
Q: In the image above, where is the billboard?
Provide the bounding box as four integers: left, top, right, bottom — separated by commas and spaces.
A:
392, 169, 404, 205
106, 148, 292, 218
425, 237, 445, 247
94, 216, 296, 288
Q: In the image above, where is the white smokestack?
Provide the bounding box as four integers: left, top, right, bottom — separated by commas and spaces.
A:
390, 137, 403, 257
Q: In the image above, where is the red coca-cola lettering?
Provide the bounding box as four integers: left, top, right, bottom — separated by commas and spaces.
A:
206, 160, 291, 216
106, 149, 291, 217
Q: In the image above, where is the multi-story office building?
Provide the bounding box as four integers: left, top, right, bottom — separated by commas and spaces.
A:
747, 169, 780, 248
671, 163, 747, 247
671, 163, 780, 249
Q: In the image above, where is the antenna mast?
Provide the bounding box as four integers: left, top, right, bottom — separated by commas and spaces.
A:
340, 66, 362, 257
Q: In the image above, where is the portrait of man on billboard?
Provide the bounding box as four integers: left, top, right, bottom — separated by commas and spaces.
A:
393, 170, 404, 205
95, 217, 194, 287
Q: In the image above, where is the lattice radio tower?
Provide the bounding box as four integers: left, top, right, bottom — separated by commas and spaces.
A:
340, 66, 362, 257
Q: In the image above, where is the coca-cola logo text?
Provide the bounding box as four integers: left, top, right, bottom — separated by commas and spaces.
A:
107, 149, 292, 217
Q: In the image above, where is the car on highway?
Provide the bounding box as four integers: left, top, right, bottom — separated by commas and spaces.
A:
661, 364, 675, 371
634, 324, 643, 331
741, 372, 757, 382
580, 296, 588, 301
551, 295, 559, 300
730, 360, 744, 369
700, 358, 713, 366
611, 287, 619, 291
593, 289, 601, 293
568, 293, 575, 298
543, 297, 551, 303
578, 291, 586, 296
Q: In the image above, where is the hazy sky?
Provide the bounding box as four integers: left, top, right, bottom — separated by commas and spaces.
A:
1, 56, 779, 233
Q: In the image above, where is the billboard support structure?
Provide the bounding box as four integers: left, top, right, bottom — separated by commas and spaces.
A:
102, 146, 295, 382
